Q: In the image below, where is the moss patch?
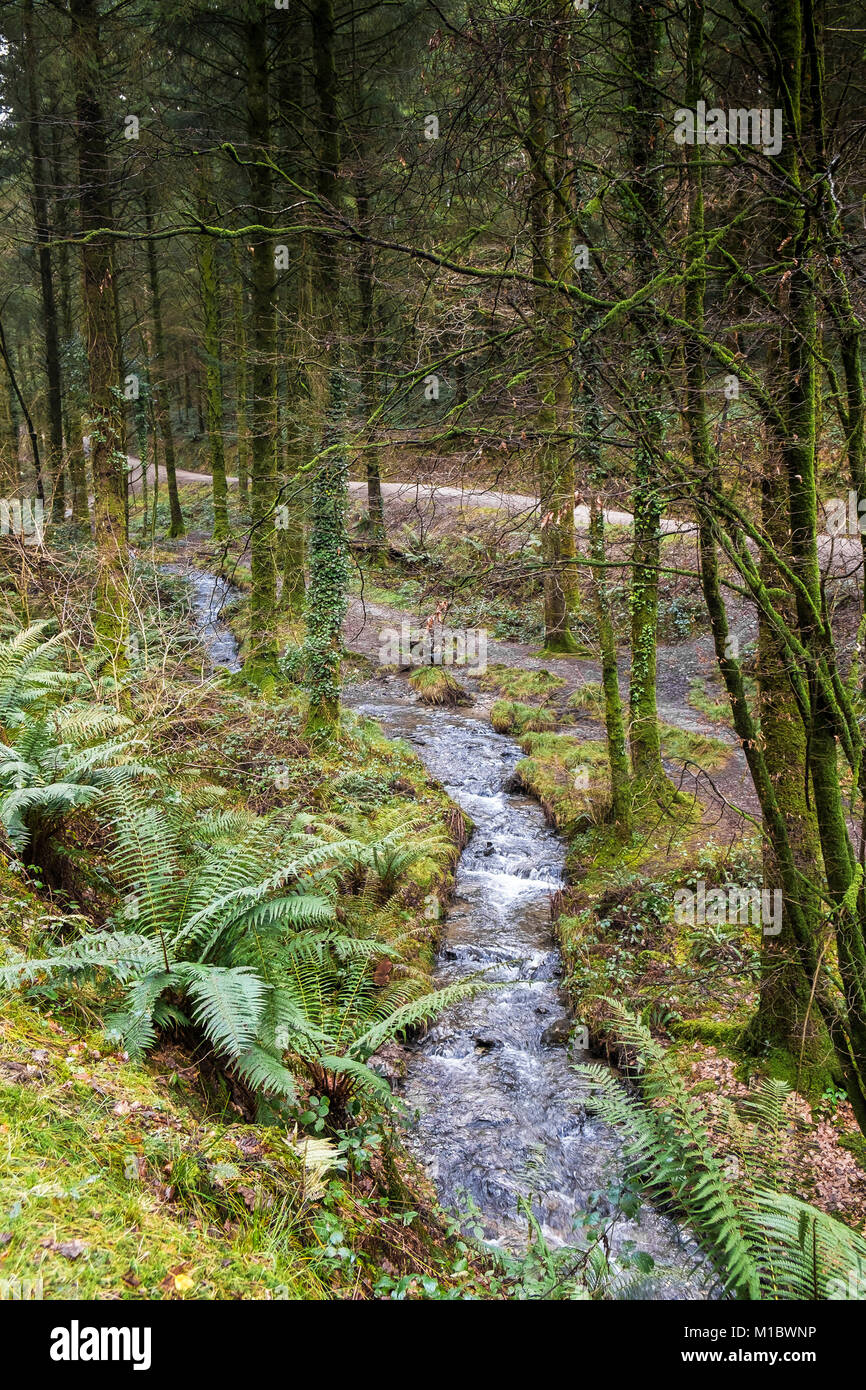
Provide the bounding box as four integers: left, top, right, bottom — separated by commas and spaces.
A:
479, 664, 564, 702
566, 682, 606, 721
659, 722, 732, 772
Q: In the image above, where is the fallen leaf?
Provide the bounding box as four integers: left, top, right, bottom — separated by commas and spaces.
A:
55, 1241, 87, 1260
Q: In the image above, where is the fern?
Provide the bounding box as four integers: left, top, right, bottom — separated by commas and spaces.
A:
1, 783, 474, 1113
179, 963, 268, 1056
311, 807, 454, 900
232, 1044, 298, 1101
0, 699, 157, 862
268, 940, 491, 1119
0, 622, 71, 732
578, 1002, 866, 1300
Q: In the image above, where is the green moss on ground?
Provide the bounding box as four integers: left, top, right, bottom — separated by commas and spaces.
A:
566, 682, 606, 720
0, 985, 491, 1300
687, 679, 731, 724
490, 700, 557, 736
509, 735, 609, 836
479, 664, 563, 702
659, 722, 732, 771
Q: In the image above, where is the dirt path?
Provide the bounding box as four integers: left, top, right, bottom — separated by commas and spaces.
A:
126, 458, 235, 493
127, 456, 684, 533
134, 456, 863, 577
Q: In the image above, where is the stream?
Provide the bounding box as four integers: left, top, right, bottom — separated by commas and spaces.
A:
179, 565, 709, 1298
163, 562, 243, 673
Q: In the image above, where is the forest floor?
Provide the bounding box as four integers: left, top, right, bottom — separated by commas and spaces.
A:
131, 469, 866, 1232
5, 470, 865, 1306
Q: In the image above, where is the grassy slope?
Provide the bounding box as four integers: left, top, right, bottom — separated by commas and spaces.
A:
0, 513, 489, 1299
0, 699, 484, 1299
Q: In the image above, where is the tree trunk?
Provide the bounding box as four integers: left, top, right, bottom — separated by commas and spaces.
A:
546, 4, 578, 640
230, 239, 249, 504
143, 193, 184, 537
625, 0, 664, 784
355, 172, 385, 542
589, 498, 632, 835
51, 123, 89, 526
304, 0, 349, 726
525, 20, 577, 654
196, 166, 228, 540
244, 13, 278, 673
24, 0, 65, 525
0, 368, 19, 496
69, 0, 128, 674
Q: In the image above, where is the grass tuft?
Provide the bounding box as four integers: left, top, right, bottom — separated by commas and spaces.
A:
490, 700, 557, 735
409, 666, 471, 706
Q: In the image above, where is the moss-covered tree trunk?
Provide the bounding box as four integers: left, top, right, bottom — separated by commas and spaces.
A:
677, 0, 830, 1073
274, 35, 309, 613
625, 0, 664, 784
244, 12, 278, 674
278, 244, 310, 616
143, 193, 183, 538
355, 172, 385, 544
24, 0, 65, 525
70, 0, 128, 674
196, 167, 228, 541
770, 0, 866, 1108
589, 498, 632, 835
52, 126, 89, 528
0, 369, 19, 496
547, 3, 578, 640
304, 0, 349, 727
230, 240, 249, 505
525, 15, 577, 654
751, 437, 829, 1070
573, 115, 631, 834
690, 0, 866, 1123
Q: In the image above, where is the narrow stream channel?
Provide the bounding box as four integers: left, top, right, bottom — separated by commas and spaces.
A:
179, 566, 709, 1298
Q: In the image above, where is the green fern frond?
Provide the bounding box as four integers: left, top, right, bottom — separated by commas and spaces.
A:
232, 1044, 298, 1101
317, 1053, 391, 1095
177, 963, 268, 1058
577, 1001, 866, 1301
351, 977, 492, 1059
744, 1189, 866, 1299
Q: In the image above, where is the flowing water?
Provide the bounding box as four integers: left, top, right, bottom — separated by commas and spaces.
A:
346, 684, 707, 1296
181, 567, 708, 1297
163, 562, 243, 673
